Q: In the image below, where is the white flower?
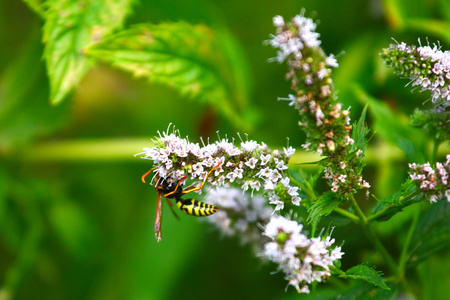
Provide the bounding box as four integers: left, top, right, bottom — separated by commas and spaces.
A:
284, 146, 296, 158
245, 157, 258, 169
260, 154, 271, 165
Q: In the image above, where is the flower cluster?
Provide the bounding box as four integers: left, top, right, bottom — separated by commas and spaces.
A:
381, 40, 450, 106
268, 14, 368, 197
135, 128, 300, 212
263, 215, 343, 293
204, 187, 272, 250
409, 155, 450, 203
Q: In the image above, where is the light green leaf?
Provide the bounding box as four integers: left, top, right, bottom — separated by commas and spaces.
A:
42, 0, 134, 104
341, 264, 390, 290
85, 22, 254, 130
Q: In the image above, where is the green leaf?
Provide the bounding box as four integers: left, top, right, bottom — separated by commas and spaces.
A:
353, 84, 428, 163
371, 179, 421, 222
307, 192, 343, 236
42, 0, 134, 104
351, 104, 370, 153
339, 282, 398, 300
341, 264, 390, 290
409, 201, 450, 265
85, 22, 254, 130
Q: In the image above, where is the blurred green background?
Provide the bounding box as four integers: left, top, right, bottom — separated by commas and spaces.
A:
1, 0, 450, 299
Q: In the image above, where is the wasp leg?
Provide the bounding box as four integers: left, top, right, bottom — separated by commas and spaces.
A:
162, 176, 187, 198
166, 198, 180, 220
154, 191, 163, 242
141, 167, 158, 184
182, 162, 222, 194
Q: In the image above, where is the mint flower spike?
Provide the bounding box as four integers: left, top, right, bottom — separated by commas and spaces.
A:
263, 215, 344, 293
203, 187, 272, 251
409, 154, 450, 203
381, 39, 450, 106
135, 128, 301, 212
268, 13, 369, 198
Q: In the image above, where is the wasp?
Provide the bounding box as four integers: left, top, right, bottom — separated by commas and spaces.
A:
141, 163, 221, 242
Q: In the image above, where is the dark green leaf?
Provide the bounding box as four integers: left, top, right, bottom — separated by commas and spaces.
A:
341, 264, 390, 290
85, 22, 254, 130
371, 179, 420, 222
307, 192, 343, 236
409, 201, 450, 265
42, 0, 134, 104
353, 84, 428, 163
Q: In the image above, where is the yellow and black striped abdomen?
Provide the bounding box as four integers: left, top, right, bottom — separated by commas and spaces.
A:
176, 198, 218, 217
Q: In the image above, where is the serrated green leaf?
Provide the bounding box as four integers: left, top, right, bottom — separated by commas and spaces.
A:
409, 201, 450, 265
351, 104, 370, 153
42, 0, 134, 104
353, 84, 428, 163
370, 179, 420, 221
307, 192, 343, 236
341, 264, 390, 290
85, 22, 253, 130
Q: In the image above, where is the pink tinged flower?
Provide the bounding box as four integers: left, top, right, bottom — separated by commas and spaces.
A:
260, 154, 271, 165
234, 168, 244, 179
226, 172, 238, 183
245, 157, 258, 169
291, 196, 301, 206
331, 186, 339, 192
241, 140, 259, 152
273, 15, 285, 27
288, 185, 299, 196
250, 180, 261, 191
275, 159, 288, 170
340, 161, 346, 169
264, 180, 275, 190
259, 167, 273, 178
284, 146, 296, 158
326, 54, 339, 68
338, 174, 347, 183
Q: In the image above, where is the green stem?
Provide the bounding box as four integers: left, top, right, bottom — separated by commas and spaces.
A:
349, 194, 368, 224
334, 207, 360, 224
397, 204, 421, 282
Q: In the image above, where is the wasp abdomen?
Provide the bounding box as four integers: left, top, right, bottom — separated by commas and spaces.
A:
176, 198, 218, 216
